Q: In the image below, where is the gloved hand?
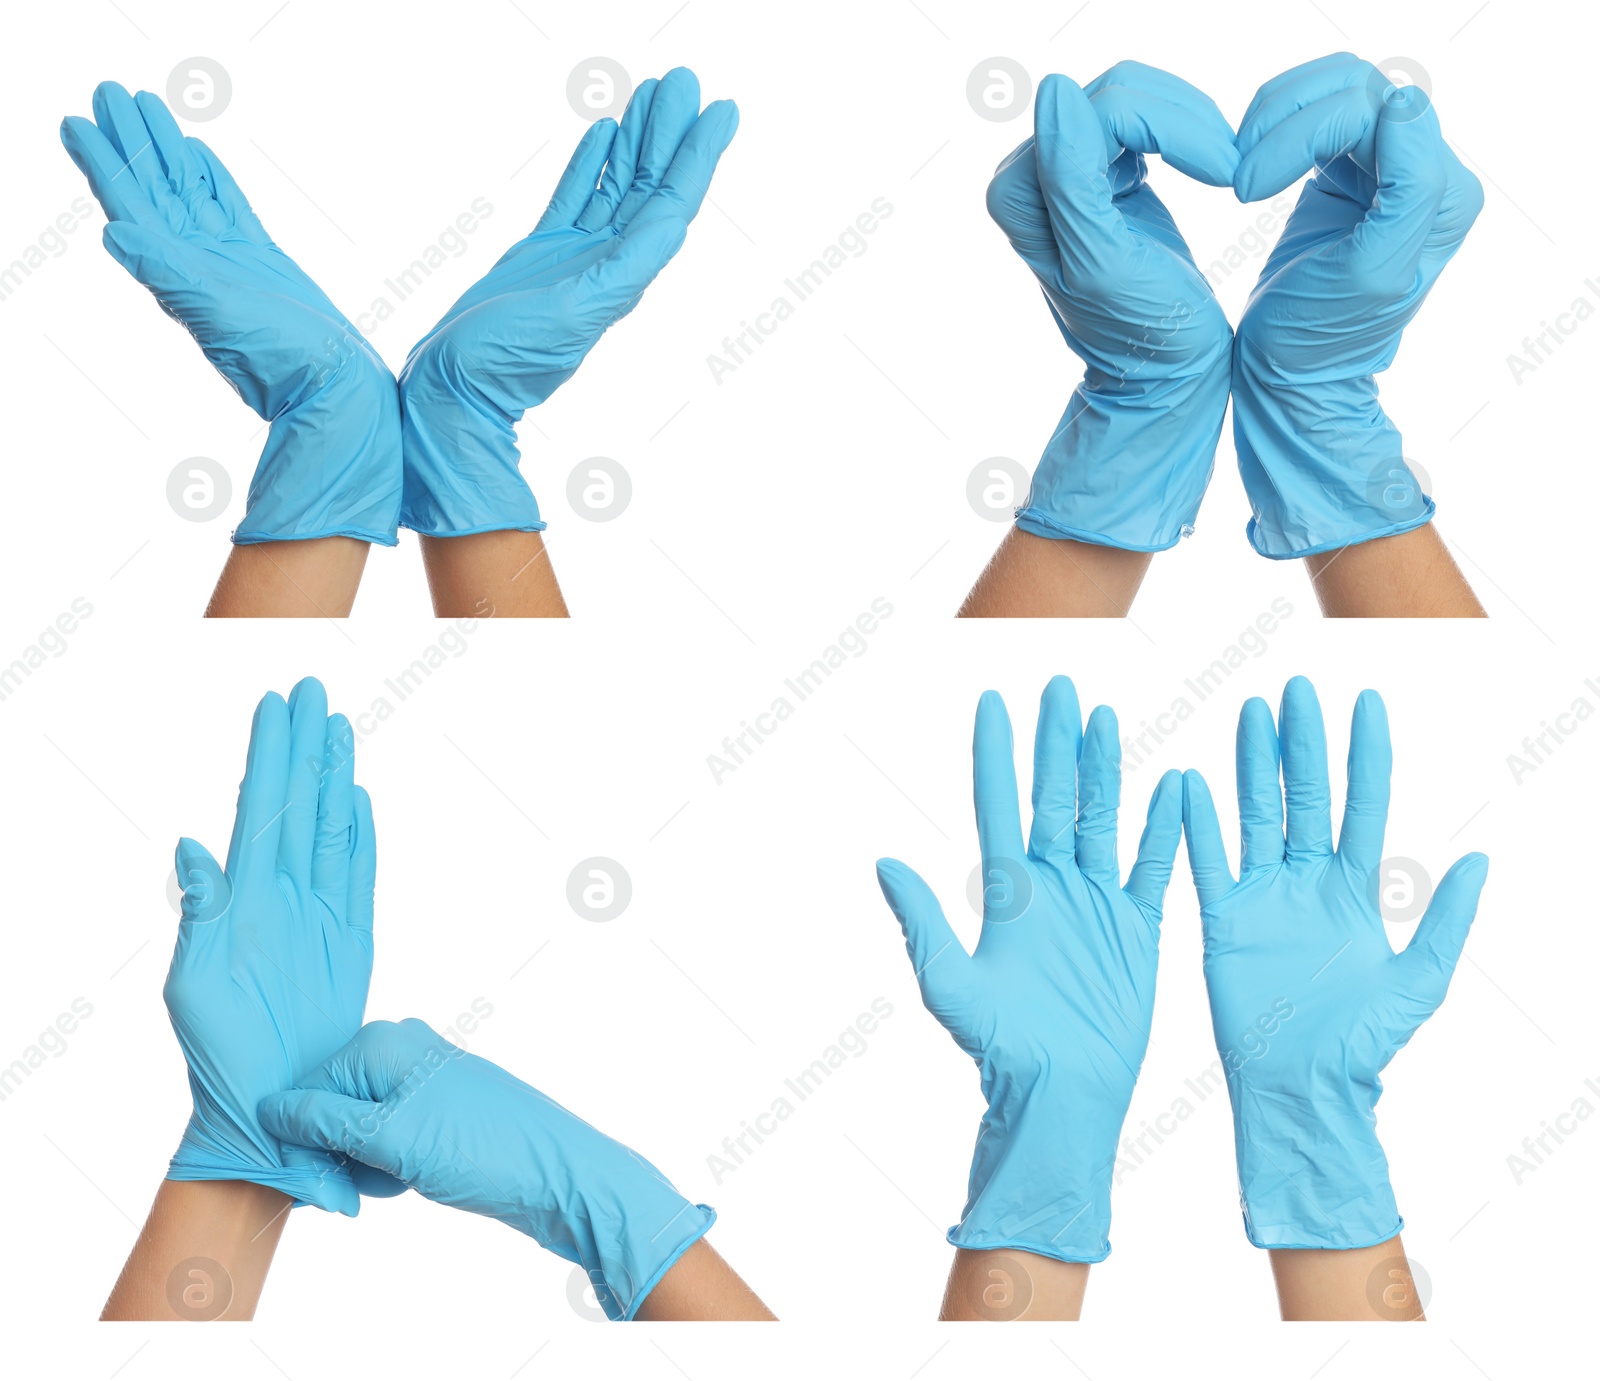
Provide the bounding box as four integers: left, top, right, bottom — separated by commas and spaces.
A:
987, 65, 1237, 551
1231, 54, 1484, 557
259, 1017, 714, 1320
398, 67, 737, 536
875, 677, 1183, 1261
165, 679, 378, 1214
60, 83, 402, 545
1181, 677, 1489, 1248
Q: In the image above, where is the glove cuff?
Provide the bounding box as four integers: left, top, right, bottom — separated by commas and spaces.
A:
1230, 1087, 1401, 1249
235, 342, 403, 546
1017, 357, 1230, 551
1231, 348, 1434, 559
948, 1074, 1126, 1263
398, 339, 545, 537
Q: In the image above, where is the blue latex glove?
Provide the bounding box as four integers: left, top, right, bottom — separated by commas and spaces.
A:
399, 68, 737, 536
986, 66, 1238, 551
1231, 54, 1484, 557
1181, 677, 1489, 1248
165, 679, 380, 1213
875, 678, 1183, 1261
60, 84, 402, 544
259, 1018, 714, 1320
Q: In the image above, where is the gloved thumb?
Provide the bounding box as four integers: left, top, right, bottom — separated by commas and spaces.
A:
173, 837, 230, 925
875, 858, 969, 1012
1396, 851, 1488, 1000
1348, 88, 1445, 284
570, 216, 689, 333
258, 1088, 404, 1178
1032, 73, 1124, 266
102, 220, 196, 304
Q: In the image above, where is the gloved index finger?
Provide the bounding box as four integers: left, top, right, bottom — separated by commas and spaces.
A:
1031, 73, 1124, 262
1235, 86, 1379, 202
1074, 705, 1122, 880
1085, 62, 1239, 187
1237, 52, 1367, 151
1336, 690, 1391, 876
61, 115, 159, 228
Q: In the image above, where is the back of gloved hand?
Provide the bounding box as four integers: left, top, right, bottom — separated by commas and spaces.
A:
1231, 54, 1484, 557
398, 67, 737, 536
1181, 677, 1489, 1248
61, 84, 402, 545
259, 1017, 714, 1320
876, 677, 1183, 1261
987, 65, 1237, 551
165, 679, 377, 1214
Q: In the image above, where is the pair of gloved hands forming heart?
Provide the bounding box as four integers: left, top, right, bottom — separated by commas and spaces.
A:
991, 53, 1483, 558
60, 69, 736, 545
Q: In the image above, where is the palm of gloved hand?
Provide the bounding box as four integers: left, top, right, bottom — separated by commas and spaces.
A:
165, 680, 376, 1216
1229, 53, 1484, 555
61, 83, 362, 415
876, 677, 1182, 1260
987, 65, 1238, 550
398, 67, 738, 535
61, 82, 402, 543
1181, 677, 1489, 1248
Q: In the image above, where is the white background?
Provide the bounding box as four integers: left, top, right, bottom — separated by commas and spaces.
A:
1, 0, 1595, 1375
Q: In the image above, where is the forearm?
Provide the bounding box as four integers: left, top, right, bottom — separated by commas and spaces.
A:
1270, 1235, 1423, 1321
102, 1179, 291, 1320
1303, 524, 1484, 617
960, 527, 1153, 617
418, 530, 567, 618
939, 1248, 1088, 1321
207, 538, 370, 617
630, 1237, 774, 1321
